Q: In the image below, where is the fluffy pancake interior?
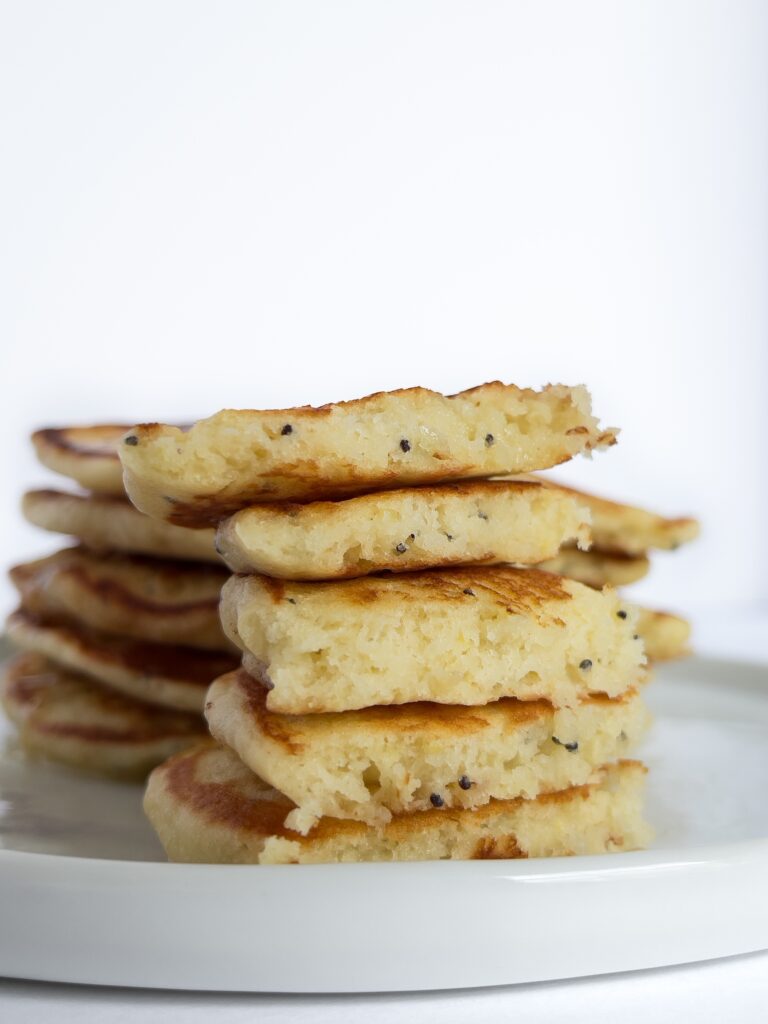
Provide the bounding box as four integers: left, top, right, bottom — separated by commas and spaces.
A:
216, 480, 591, 579
143, 746, 651, 864
120, 383, 617, 523
220, 567, 645, 713
205, 668, 650, 832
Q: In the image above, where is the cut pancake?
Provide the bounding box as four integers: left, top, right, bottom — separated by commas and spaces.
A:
144, 746, 650, 864
206, 668, 650, 832
523, 476, 699, 555
22, 489, 219, 564
5, 610, 238, 712
10, 548, 231, 652
221, 567, 645, 713
216, 479, 590, 580
120, 383, 617, 526
32, 425, 128, 496
536, 548, 650, 588
2, 653, 205, 779
635, 607, 691, 661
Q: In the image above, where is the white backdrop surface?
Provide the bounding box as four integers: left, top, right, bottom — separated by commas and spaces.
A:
1, 0, 767, 615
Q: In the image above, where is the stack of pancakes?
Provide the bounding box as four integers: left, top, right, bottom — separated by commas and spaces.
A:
2, 427, 240, 779
107, 381, 697, 863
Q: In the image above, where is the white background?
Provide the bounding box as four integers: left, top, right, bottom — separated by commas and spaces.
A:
1, 6, 768, 1019
2, 0, 767, 620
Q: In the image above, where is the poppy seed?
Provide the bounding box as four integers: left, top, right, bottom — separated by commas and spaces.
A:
553, 736, 579, 752
400, 439, 411, 452
280, 424, 293, 436
429, 793, 445, 808
458, 775, 472, 790
124, 435, 139, 446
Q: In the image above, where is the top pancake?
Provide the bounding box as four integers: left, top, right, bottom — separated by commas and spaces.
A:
119, 383, 617, 526
32, 425, 129, 496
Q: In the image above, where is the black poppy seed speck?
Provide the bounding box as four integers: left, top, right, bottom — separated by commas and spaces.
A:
124, 435, 138, 446
280, 424, 293, 436
430, 793, 445, 808
400, 439, 411, 452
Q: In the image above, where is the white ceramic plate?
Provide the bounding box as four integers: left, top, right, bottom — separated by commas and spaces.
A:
1, 654, 767, 993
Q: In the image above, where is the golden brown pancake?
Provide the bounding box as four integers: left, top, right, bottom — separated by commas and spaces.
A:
119, 383, 617, 526
22, 489, 219, 563
521, 476, 699, 555
144, 746, 651, 864
536, 547, 650, 588
5, 610, 238, 712
205, 667, 650, 833
10, 547, 232, 652
635, 607, 691, 661
215, 479, 591, 579
31, 424, 128, 496
221, 567, 646, 713
2, 653, 205, 779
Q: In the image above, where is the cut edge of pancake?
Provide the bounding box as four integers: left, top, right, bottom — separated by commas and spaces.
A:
144, 745, 651, 864
205, 667, 651, 832
120, 382, 617, 525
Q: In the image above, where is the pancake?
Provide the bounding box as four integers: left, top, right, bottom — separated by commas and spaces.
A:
216, 479, 590, 580
5, 610, 238, 712
205, 668, 649, 833
523, 476, 699, 555
220, 567, 645, 713
536, 547, 650, 588
31, 424, 128, 496
119, 383, 617, 526
10, 548, 231, 652
635, 607, 691, 661
144, 747, 650, 863
22, 489, 219, 563
2, 653, 205, 779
